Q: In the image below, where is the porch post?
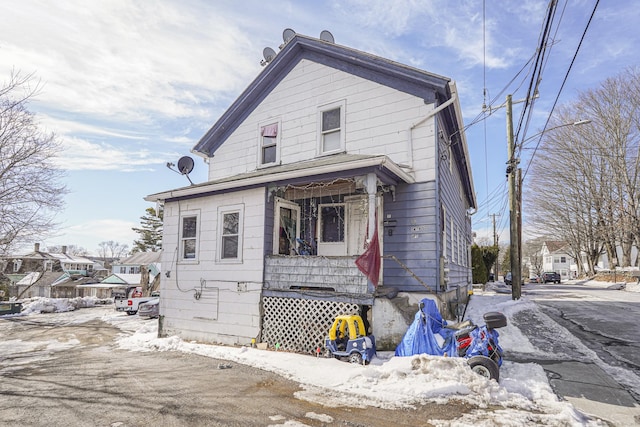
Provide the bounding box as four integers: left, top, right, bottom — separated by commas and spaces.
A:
366, 173, 377, 239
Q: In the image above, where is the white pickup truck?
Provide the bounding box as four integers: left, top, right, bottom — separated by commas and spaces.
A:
114, 286, 159, 315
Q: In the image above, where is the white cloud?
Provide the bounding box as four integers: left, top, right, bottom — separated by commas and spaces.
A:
53, 135, 173, 171
0, 1, 258, 121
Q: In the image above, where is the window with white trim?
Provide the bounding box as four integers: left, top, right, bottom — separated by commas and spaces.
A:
318, 100, 346, 155
258, 121, 280, 166
218, 205, 244, 261
180, 213, 199, 260
441, 204, 447, 260
450, 218, 455, 264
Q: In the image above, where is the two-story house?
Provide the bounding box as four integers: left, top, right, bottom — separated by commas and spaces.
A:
541, 241, 575, 280
145, 32, 476, 351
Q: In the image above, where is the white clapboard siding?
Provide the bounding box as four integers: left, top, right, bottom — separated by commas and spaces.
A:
208, 59, 436, 183
159, 187, 265, 345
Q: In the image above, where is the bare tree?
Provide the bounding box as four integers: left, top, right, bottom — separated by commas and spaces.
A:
522, 237, 545, 278
0, 71, 67, 255
525, 68, 640, 273
97, 241, 130, 261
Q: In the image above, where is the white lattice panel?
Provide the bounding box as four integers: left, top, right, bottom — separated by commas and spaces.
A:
261, 296, 359, 354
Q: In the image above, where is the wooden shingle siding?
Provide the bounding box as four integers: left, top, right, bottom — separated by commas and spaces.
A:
264, 256, 368, 294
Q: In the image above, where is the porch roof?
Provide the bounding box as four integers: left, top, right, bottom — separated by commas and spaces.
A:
145, 153, 413, 203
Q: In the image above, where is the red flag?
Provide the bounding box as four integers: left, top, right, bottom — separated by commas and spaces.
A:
355, 225, 381, 286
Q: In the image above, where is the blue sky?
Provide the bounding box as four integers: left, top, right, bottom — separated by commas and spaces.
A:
1, 0, 637, 255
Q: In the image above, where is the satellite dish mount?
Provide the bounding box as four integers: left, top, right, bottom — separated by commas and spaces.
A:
166, 156, 195, 185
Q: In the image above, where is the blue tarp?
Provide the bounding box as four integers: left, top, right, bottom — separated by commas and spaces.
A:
394, 298, 457, 357
466, 325, 503, 366
394, 298, 504, 366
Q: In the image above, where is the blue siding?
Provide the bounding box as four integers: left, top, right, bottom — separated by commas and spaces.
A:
382, 181, 439, 292
436, 117, 473, 289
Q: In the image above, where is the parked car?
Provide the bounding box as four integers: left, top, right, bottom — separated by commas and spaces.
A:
542, 272, 561, 283
138, 295, 159, 318
529, 275, 540, 283
504, 272, 512, 286
0, 301, 22, 315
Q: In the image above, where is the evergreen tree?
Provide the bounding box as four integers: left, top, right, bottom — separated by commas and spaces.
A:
132, 207, 163, 253
471, 244, 499, 284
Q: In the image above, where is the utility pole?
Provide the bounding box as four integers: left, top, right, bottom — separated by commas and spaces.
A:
491, 213, 500, 279
506, 95, 521, 300
491, 214, 499, 247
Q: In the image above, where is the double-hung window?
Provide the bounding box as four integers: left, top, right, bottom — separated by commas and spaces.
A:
218, 204, 244, 262
181, 213, 199, 260
259, 122, 280, 166
318, 100, 346, 155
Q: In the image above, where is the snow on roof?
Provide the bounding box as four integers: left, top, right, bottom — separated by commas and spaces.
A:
117, 252, 162, 265
101, 273, 141, 285
544, 241, 569, 253
48, 253, 95, 264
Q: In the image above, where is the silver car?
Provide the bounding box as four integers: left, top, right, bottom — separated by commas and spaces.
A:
138, 296, 159, 318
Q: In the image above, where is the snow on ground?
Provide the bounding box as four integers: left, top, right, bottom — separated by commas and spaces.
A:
5, 281, 636, 426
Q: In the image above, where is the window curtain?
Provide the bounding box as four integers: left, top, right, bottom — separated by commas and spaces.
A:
261, 123, 278, 137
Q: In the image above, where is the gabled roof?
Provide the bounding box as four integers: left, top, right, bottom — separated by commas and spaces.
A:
16, 271, 64, 287
101, 273, 141, 285
544, 241, 569, 253
192, 33, 452, 158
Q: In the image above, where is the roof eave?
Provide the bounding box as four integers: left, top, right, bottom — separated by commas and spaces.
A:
145, 155, 414, 203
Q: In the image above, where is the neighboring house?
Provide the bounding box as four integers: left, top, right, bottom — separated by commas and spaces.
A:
541, 241, 575, 280
99, 251, 162, 296
0, 243, 103, 298
146, 32, 476, 351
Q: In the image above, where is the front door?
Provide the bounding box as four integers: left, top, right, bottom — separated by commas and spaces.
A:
317, 203, 347, 256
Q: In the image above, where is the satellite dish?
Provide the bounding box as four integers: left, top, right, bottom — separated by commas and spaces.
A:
177, 156, 194, 175
263, 47, 277, 63
282, 28, 296, 43
167, 156, 196, 185
320, 30, 335, 43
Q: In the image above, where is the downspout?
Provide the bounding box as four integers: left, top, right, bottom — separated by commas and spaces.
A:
407, 93, 458, 170
408, 90, 457, 294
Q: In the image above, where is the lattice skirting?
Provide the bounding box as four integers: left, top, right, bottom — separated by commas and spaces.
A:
261, 296, 360, 354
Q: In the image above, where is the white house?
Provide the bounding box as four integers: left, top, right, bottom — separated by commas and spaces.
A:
146, 31, 476, 351
541, 241, 575, 280
98, 251, 162, 296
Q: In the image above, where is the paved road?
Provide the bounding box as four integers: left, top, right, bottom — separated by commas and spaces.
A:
0, 313, 474, 427
513, 281, 640, 427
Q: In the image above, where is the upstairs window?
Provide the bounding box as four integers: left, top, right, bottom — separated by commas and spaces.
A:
259, 122, 280, 166
318, 100, 346, 155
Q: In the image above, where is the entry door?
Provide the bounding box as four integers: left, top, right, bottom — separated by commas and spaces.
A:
346, 196, 368, 256
317, 203, 347, 256
274, 198, 300, 255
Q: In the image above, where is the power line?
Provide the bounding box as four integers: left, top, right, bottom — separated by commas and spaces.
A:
522, 0, 601, 180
